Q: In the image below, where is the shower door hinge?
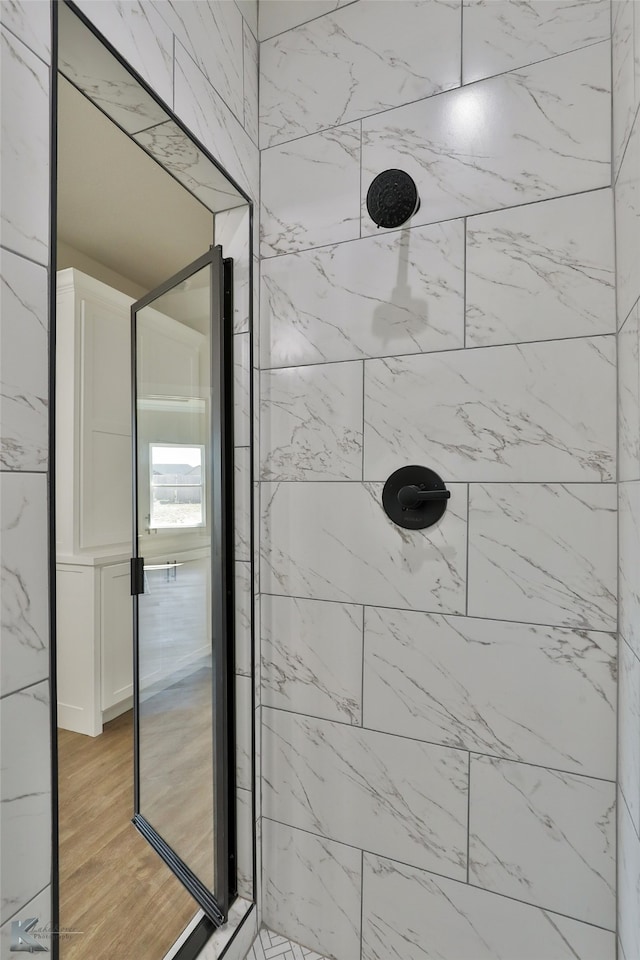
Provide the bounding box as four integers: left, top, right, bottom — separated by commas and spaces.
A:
130, 557, 145, 596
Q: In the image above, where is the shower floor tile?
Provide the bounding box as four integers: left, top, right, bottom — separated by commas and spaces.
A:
246, 926, 328, 960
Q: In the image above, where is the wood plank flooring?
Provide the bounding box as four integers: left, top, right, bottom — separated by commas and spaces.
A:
58, 711, 198, 960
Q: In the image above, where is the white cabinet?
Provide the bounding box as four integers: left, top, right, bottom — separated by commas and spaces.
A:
101, 562, 134, 711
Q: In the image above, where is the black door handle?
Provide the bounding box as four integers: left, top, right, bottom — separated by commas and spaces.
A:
397, 485, 451, 509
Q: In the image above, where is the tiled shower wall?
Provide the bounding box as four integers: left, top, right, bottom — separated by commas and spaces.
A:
258, 2, 618, 958
613, 2, 640, 959
1, 0, 259, 950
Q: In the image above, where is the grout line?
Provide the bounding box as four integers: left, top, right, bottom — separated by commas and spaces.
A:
360, 605, 365, 729
0, 883, 51, 925
259, 592, 619, 637
259, 0, 360, 42
260, 181, 614, 260
259, 38, 610, 153
0, 468, 48, 476
359, 848, 365, 956
258, 479, 618, 486
0, 677, 49, 701
459, 0, 464, 87
259, 330, 618, 373
358, 119, 363, 239
1, 20, 50, 67
462, 217, 467, 348
360, 360, 365, 482
465, 484, 470, 616
261, 815, 617, 936
262, 703, 617, 784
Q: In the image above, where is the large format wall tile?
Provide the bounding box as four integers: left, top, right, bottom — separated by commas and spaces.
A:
466, 190, 615, 347
616, 110, 640, 326
262, 819, 362, 960
0, 682, 51, 924
260, 0, 461, 147
261, 481, 467, 612
261, 595, 362, 723
0, 886, 51, 956
362, 854, 616, 960
157, 0, 245, 122
463, 0, 610, 84
260, 221, 464, 369
620, 481, 640, 658
618, 793, 640, 960
261, 123, 360, 257
235, 333, 251, 446
1, 474, 49, 699
174, 41, 259, 202
613, 0, 640, 177
469, 756, 616, 928
364, 337, 616, 483
263, 708, 468, 879
468, 483, 617, 630
0, 28, 49, 265
364, 608, 616, 780
243, 22, 258, 144
260, 361, 363, 480
0, 249, 48, 471
235, 447, 251, 561
619, 301, 640, 481
361, 42, 611, 233
0, 0, 50, 63
619, 638, 640, 836
74, 0, 173, 108
258, 0, 356, 42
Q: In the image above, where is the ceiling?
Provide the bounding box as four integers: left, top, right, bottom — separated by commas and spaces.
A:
57, 77, 215, 293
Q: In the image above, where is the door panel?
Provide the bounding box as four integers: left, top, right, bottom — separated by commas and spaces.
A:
131, 247, 233, 924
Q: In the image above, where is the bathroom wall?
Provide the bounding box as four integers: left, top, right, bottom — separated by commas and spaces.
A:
0, 0, 259, 952
258, 2, 618, 958
613, 3, 640, 959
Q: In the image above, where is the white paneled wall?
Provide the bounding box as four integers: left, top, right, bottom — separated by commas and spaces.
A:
613, 2, 640, 959
258, 2, 618, 958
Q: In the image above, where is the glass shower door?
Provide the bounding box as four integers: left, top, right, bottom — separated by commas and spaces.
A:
130, 247, 233, 924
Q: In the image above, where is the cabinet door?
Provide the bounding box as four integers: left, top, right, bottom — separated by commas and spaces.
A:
101, 562, 133, 710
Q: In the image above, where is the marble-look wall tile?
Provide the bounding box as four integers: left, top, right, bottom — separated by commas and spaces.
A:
1, 474, 49, 699
619, 638, 640, 835
613, 0, 640, 177
362, 853, 616, 960
0, 0, 50, 63
468, 483, 617, 630
215, 206, 251, 333
237, 787, 254, 900
235, 447, 251, 561
158, 0, 245, 122
260, 361, 363, 480
620, 481, 640, 658
618, 792, 640, 960
261, 123, 360, 257
243, 22, 259, 144
260, 220, 464, 369
236, 675, 253, 791
0, 28, 49, 266
174, 41, 259, 202
616, 111, 640, 326
619, 302, 640, 481
0, 682, 51, 925
260, 0, 461, 147
466, 190, 615, 347
263, 708, 468, 879
262, 819, 361, 960
261, 595, 362, 723
470, 755, 616, 928
261, 481, 467, 612
0, 249, 48, 471
364, 607, 616, 780
236, 561, 252, 677
73, 0, 173, 109
0, 886, 51, 956
258, 0, 356, 41
235, 333, 251, 446
463, 0, 610, 85
135, 121, 245, 215
364, 337, 616, 483
362, 42, 610, 234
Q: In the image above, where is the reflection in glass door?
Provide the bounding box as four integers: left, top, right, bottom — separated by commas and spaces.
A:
130, 247, 234, 924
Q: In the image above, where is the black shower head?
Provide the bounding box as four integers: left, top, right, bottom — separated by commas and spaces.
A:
366, 169, 420, 229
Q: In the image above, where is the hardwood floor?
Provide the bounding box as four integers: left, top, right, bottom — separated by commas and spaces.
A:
58, 711, 198, 960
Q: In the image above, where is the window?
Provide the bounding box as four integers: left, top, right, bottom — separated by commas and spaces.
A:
149, 443, 205, 529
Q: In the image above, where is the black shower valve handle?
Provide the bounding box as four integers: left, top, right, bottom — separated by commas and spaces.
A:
397, 484, 451, 510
